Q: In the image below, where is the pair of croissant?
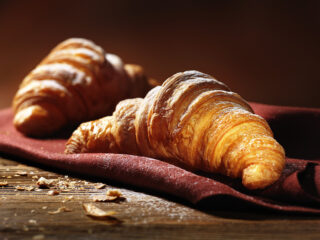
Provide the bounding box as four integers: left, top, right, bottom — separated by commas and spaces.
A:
13, 38, 285, 190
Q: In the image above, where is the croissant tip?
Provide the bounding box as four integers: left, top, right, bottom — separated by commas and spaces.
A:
64, 145, 77, 154
64, 125, 89, 154
242, 164, 281, 190
65, 141, 84, 154
13, 105, 65, 137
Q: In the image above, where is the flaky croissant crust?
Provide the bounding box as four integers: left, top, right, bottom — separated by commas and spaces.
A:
66, 70, 285, 190
13, 38, 151, 137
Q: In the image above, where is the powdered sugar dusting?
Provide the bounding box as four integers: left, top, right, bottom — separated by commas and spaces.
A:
32, 63, 92, 85
118, 189, 208, 224
17, 80, 69, 96
106, 53, 124, 72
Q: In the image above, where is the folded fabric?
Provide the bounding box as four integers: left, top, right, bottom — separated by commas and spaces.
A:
0, 103, 319, 214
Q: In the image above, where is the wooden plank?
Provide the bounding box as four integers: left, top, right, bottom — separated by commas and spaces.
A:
1, 155, 320, 240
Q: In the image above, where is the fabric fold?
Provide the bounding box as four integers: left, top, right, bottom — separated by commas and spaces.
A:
0, 103, 319, 214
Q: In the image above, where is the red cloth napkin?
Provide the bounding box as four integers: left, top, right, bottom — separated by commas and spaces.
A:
0, 103, 319, 214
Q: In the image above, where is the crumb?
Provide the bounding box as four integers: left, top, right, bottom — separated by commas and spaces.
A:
15, 186, 35, 191
16, 171, 28, 176
48, 206, 72, 215
92, 189, 125, 202
42, 206, 48, 210
106, 189, 122, 197
28, 219, 37, 225
30, 209, 36, 213
15, 186, 25, 191
32, 175, 39, 179
37, 177, 56, 188
6, 176, 12, 179
94, 183, 106, 189
82, 203, 117, 219
0, 181, 8, 186
92, 195, 118, 202
47, 190, 59, 196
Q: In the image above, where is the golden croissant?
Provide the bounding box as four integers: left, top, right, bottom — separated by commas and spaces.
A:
12, 38, 151, 137
65, 70, 285, 189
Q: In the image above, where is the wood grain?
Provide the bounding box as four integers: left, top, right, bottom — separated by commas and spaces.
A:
0, 155, 319, 240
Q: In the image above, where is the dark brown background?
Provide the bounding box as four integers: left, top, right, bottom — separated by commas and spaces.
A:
0, 0, 319, 109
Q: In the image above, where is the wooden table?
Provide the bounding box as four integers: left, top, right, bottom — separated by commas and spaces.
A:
1, 155, 319, 240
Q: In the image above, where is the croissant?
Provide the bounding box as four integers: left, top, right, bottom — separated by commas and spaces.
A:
65, 70, 285, 190
12, 38, 151, 137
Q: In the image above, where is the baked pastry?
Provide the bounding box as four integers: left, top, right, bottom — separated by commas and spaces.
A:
12, 38, 151, 137
65, 70, 285, 189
